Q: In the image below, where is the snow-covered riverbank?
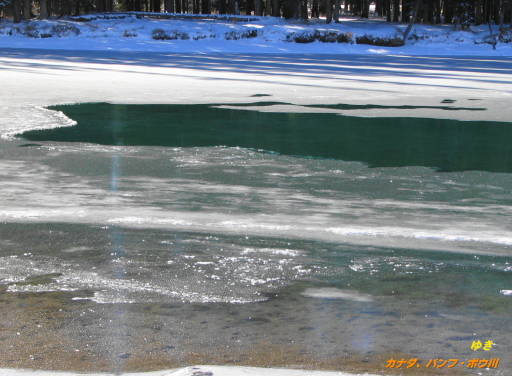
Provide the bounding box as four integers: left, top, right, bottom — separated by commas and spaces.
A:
0, 12, 511, 55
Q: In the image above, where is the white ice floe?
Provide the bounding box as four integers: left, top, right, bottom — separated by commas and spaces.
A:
0, 366, 380, 376
0, 106, 76, 140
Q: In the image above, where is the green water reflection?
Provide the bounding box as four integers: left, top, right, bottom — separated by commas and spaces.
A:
21, 102, 512, 172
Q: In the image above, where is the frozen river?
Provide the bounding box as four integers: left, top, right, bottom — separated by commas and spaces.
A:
0, 51, 511, 374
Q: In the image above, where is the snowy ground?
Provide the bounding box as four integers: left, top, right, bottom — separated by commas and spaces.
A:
0, 12, 511, 55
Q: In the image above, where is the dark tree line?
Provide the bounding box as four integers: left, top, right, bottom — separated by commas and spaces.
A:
1, 0, 511, 25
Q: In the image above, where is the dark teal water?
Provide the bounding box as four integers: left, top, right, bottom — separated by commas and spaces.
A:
21, 102, 512, 172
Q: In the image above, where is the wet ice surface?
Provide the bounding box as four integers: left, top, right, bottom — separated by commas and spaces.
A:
0, 113, 511, 372
1, 139, 512, 255
1, 225, 318, 304
1, 222, 511, 372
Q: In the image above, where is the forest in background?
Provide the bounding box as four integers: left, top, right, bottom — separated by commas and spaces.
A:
0, 0, 511, 29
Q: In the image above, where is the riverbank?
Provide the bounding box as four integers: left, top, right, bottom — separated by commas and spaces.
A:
0, 13, 511, 55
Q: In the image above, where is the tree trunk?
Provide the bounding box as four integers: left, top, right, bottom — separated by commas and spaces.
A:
324, 0, 332, 22
61, 0, 70, 16
271, 0, 279, 16
95, 0, 104, 12
493, 0, 500, 23
254, 0, 262, 14
22, 0, 31, 19
509, 0, 512, 26
352, 0, 360, 14
433, 0, 440, 23
311, 0, 319, 17
12, 0, 22, 22
217, 0, 225, 13
201, 0, 209, 13
74, 0, 81, 15
444, 0, 453, 23
151, 0, 161, 11
361, 0, 369, 17
283, 0, 301, 17
473, 0, 482, 23
301, 0, 308, 19
283, 0, 291, 16
333, 0, 341, 21
422, 0, 432, 22
375, 0, 382, 15
403, 0, 420, 41
401, 0, 409, 21
392, 0, 399, 21
499, 0, 504, 26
